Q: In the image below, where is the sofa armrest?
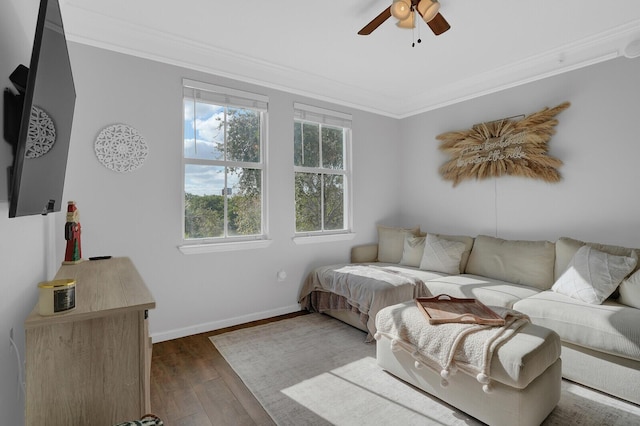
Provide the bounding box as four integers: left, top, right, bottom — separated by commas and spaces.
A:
351, 244, 378, 263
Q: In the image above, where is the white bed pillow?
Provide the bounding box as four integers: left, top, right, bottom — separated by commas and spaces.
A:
552, 245, 638, 304
419, 233, 467, 274
399, 235, 426, 267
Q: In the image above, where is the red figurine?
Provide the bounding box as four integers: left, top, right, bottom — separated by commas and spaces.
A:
63, 201, 83, 264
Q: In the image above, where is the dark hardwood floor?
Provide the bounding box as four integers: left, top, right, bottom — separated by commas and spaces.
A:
149, 312, 307, 425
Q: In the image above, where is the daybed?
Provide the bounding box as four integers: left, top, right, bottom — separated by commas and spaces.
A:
298, 226, 640, 406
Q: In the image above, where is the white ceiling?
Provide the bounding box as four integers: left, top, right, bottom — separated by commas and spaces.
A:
58, 0, 640, 118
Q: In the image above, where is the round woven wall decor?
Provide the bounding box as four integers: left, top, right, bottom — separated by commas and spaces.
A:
26, 105, 56, 159
94, 124, 149, 173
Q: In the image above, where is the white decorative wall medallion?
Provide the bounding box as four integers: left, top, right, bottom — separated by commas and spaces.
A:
26, 105, 56, 158
94, 124, 149, 173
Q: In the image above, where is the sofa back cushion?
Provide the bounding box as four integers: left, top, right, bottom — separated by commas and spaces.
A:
465, 235, 556, 290
555, 236, 640, 281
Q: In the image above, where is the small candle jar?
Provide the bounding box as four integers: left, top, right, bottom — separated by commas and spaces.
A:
38, 279, 76, 315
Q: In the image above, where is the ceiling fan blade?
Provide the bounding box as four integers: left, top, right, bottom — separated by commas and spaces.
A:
427, 13, 451, 36
358, 7, 392, 35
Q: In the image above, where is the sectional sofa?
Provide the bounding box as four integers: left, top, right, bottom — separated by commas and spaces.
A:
299, 226, 640, 405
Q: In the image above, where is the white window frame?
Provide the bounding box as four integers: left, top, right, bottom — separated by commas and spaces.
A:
292, 103, 354, 244
179, 79, 271, 254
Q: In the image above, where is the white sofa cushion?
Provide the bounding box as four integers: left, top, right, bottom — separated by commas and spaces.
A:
513, 291, 640, 361
618, 269, 640, 309
554, 237, 584, 281
419, 234, 467, 274
424, 274, 541, 309
399, 235, 425, 267
552, 246, 637, 304
400, 233, 475, 272
434, 233, 475, 273
555, 236, 640, 281
377, 225, 420, 264
465, 235, 556, 290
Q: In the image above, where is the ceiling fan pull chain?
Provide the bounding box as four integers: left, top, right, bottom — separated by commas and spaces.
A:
412, 11, 422, 47
416, 10, 422, 45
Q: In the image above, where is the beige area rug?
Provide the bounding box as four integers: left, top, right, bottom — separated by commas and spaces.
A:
210, 313, 640, 426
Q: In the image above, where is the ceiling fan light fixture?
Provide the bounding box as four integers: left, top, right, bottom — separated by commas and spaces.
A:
396, 12, 415, 29
417, 0, 440, 23
357, 0, 449, 37
390, 0, 412, 21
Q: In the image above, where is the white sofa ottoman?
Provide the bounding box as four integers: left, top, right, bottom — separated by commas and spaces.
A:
375, 301, 562, 426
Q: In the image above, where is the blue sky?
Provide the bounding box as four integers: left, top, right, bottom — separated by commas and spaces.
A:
183, 100, 239, 196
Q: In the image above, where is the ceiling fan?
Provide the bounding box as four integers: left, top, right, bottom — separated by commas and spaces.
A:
358, 0, 450, 36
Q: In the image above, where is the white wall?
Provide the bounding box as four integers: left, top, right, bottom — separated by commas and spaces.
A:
57, 43, 402, 342
399, 57, 640, 249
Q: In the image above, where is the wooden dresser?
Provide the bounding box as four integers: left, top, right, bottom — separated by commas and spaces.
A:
24, 257, 156, 426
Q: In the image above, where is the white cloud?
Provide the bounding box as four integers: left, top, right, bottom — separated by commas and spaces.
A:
185, 164, 224, 196
195, 111, 224, 142
184, 137, 221, 160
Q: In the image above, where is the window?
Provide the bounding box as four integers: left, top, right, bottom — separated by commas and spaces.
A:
182, 79, 268, 244
294, 103, 352, 236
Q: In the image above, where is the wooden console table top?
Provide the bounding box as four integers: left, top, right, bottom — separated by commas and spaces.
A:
25, 256, 155, 328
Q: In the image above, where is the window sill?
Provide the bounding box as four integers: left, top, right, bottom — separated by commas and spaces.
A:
292, 232, 356, 245
178, 239, 273, 254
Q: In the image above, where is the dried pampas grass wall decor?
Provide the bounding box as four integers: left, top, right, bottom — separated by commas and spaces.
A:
437, 102, 570, 186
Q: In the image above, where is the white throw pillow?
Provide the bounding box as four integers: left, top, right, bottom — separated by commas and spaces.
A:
619, 269, 640, 309
552, 245, 638, 304
419, 234, 467, 274
399, 235, 426, 267
377, 225, 420, 264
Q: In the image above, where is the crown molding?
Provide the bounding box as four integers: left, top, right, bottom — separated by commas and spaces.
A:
61, 2, 640, 119
61, 2, 401, 117
396, 19, 640, 118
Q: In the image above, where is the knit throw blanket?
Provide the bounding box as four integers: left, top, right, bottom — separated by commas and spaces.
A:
375, 301, 530, 393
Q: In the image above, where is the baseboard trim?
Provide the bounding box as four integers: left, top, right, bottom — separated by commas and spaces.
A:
150, 304, 302, 343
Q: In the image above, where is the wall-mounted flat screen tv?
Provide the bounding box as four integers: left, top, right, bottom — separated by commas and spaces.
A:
4, 0, 76, 217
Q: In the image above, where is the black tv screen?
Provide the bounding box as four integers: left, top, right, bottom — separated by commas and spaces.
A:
6, 0, 75, 217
